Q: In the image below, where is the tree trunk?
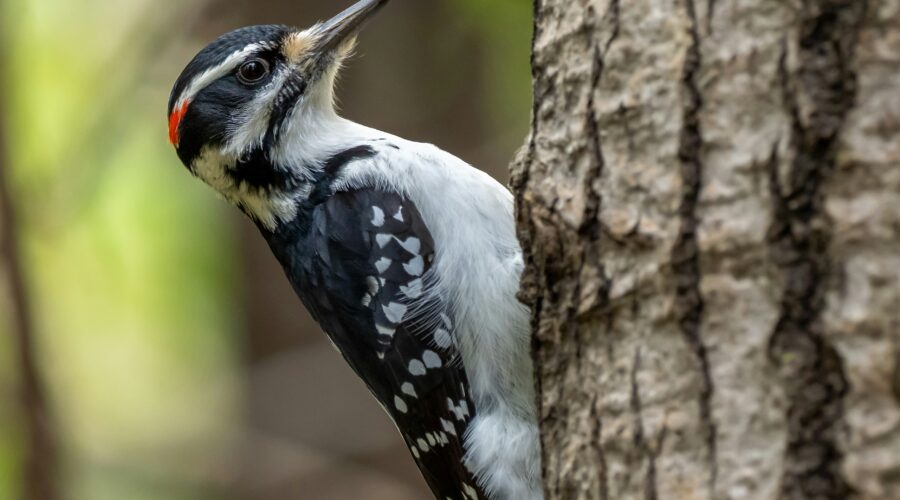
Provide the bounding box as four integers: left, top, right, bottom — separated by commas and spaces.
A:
512, 1, 900, 499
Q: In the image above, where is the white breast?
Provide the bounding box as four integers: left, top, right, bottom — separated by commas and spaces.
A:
333, 125, 543, 499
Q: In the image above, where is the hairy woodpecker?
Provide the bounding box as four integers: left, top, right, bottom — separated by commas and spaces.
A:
167, 1, 541, 498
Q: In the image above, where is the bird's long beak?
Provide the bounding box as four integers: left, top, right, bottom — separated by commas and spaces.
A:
314, 0, 390, 54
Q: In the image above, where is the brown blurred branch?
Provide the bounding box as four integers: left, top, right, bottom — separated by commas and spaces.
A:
0, 40, 60, 500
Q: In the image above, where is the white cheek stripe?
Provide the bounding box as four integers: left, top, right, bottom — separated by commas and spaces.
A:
222, 67, 293, 157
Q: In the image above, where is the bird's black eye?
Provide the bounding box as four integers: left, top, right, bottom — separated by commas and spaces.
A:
237, 58, 270, 85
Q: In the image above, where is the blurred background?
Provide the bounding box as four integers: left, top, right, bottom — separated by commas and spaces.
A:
0, 0, 531, 499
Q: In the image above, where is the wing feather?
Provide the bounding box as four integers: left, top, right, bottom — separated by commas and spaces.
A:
282, 189, 487, 500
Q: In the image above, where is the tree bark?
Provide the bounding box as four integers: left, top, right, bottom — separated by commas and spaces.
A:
512, 1, 900, 499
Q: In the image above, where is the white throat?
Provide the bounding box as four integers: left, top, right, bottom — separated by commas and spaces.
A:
192, 98, 386, 231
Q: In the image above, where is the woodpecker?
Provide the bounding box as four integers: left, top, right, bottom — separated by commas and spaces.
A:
167, 1, 541, 498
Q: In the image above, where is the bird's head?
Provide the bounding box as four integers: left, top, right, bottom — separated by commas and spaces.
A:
167, 0, 388, 228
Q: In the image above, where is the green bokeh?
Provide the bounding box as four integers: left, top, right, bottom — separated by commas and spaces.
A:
3, 0, 240, 498
0, 0, 532, 498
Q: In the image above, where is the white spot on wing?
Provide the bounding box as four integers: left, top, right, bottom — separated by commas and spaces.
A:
422, 350, 442, 368
417, 438, 429, 452
376, 323, 396, 337
366, 276, 380, 295
426, 433, 437, 446
400, 279, 423, 299
440, 313, 452, 330
376, 234, 393, 247
375, 257, 392, 273
403, 256, 424, 276
394, 396, 408, 414
448, 398, 470, 421
408, 360, 426, 376
401, 382, 418, 398
441, 418, 457, 436
411, 446, 420, 459
371, 206, 385, 226
383, 302, 408, 323
393, 206, 404, 222
397, 237, 421, 254
433, 328, 452, 349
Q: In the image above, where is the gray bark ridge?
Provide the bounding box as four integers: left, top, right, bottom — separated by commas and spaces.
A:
513, 0, 900, 499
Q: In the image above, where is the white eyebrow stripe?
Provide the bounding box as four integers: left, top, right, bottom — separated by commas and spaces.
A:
172, 42, 266, 112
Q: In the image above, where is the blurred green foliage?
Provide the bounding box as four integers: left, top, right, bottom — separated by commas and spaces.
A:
2, 1, 241, 498
0, 0, 531, 498
457, 0, 532, 143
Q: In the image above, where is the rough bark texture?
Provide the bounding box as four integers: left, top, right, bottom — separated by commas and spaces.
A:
511, 1, 900, 499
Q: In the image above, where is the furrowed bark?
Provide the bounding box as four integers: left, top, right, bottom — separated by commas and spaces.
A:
512, 1, 900, 498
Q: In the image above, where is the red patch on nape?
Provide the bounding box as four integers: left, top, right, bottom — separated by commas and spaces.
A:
168, 100, 191, 146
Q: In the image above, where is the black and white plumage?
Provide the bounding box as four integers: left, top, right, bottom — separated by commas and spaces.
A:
167, 2, 541, 499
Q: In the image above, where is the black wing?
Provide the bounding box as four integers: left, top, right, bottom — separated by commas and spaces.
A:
265, 189, 488, 500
